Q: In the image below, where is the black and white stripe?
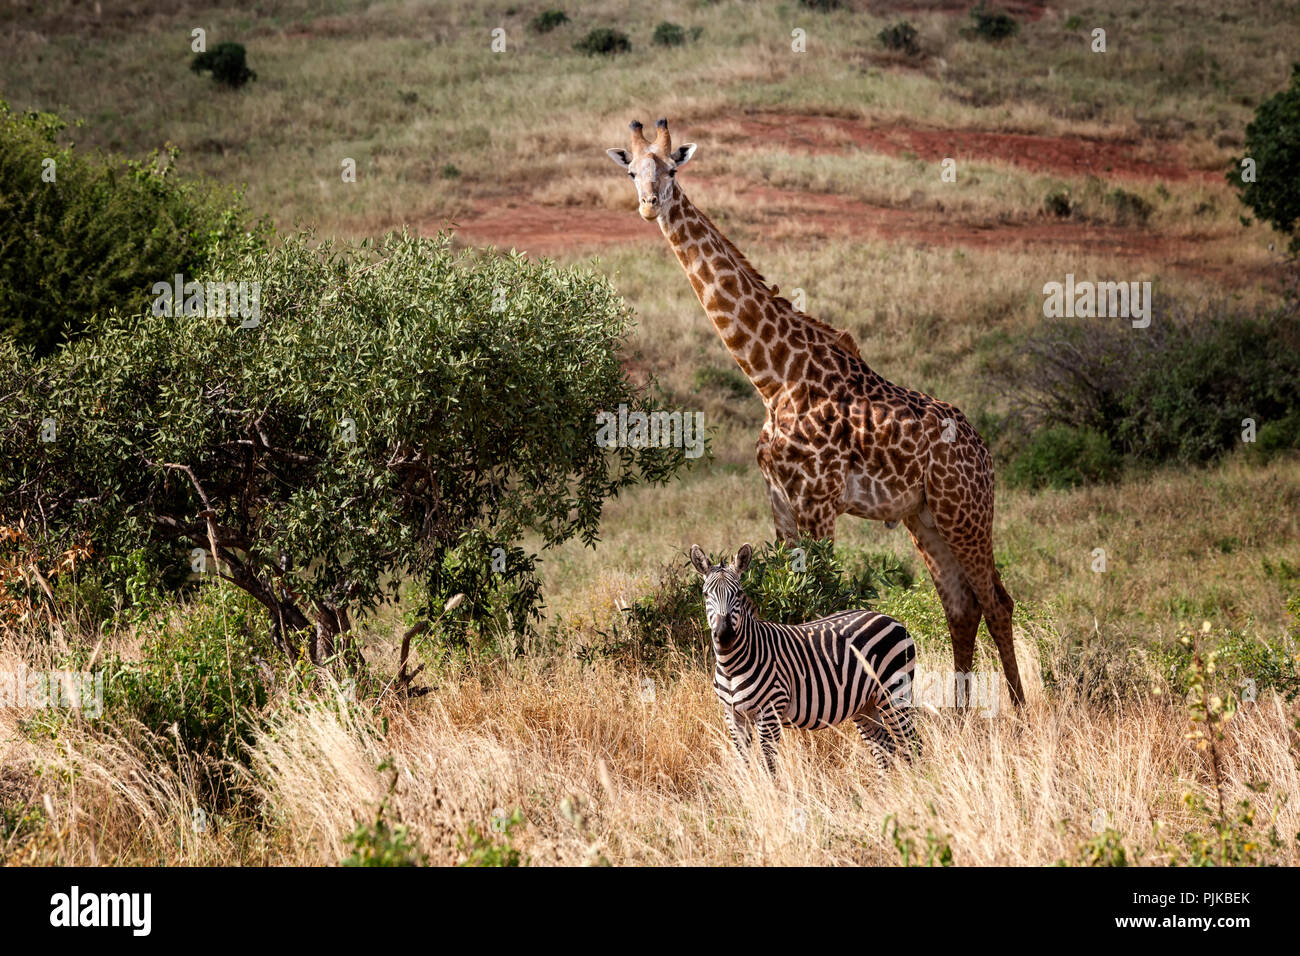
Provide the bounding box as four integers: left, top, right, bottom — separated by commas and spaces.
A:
692, 544, 918, 773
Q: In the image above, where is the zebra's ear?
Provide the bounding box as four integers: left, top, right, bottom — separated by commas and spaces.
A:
734, 543, 753, 574
690, 545, 710, 575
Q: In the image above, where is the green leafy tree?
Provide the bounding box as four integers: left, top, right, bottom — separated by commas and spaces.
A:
0, 231, 689, 670
0, 101, 265, 358
1231, 63, 1300, 254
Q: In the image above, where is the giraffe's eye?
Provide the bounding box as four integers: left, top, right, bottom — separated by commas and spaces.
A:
628, 172, 635, 178
668, 169, 675, 177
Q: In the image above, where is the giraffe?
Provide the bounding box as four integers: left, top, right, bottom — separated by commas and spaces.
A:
606, 118, 1025, 707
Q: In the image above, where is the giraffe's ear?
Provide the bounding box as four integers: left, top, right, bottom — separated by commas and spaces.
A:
670, 143, 697, 167
606, 148, 632, 168
734, 543, 753, 574
689, 545, 709, 575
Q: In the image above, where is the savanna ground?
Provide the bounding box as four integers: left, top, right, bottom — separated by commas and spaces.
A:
2, 0, 1300, 865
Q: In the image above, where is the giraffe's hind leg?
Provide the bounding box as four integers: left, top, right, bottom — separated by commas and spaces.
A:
903, 511, 981, 707
922, 499, 1026, 709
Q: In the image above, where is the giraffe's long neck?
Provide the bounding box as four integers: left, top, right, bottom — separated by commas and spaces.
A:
658, 186, 798, 404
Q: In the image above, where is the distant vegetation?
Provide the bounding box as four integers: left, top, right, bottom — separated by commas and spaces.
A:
190, 41, 257, 88
1231, 62, 1300, 253
0, 101, 263, 358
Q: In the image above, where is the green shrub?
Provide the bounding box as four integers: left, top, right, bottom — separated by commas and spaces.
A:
1044, 187, 1072, 218
878, 21, 920, 55
574, 28, 630, 55
969, 4, 1019, 41
530, 10, 569, 33
991, 302, 1300, 471
0, 101, 265, 358
1106, 187, 1154, 225
1230, 63, 1300, 253
102, 583, 277, 764
798, 0, 842, 10
458, 808, 526, 866
609, 539, 910, 667
1254, 410, 1300, 457
693, 364, 750, 399
0, 231, 688, 667
1006, 425, 1122, 490
1151, 627, 1300, 703
190, 42, 257, 88
653, 22, 686, 47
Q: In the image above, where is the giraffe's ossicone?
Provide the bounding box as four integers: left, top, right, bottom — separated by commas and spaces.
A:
607, 118, 1025, 708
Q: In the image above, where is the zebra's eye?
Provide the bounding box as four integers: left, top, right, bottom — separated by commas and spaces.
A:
628, 172, 635, 178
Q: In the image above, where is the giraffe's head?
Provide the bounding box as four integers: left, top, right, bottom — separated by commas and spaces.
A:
691, 543, 752, 647
606, 118, 697, 221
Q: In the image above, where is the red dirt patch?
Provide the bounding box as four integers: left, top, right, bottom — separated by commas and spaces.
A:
442, 202, 656, 256
734, 114, 1220, 184
434, 181, 1252, 286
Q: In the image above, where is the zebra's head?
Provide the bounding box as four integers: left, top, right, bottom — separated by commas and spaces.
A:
690, 543, 752, 648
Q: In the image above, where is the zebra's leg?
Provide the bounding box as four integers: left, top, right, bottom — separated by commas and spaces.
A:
852, 711, 892, 774
756, 710, 783, 776
724, 706, 755, 765
878, 695, 920, 764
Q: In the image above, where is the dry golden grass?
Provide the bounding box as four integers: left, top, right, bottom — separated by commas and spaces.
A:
6, 637, 1296, 866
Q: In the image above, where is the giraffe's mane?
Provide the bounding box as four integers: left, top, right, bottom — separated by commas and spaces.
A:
689, 199, 862, 361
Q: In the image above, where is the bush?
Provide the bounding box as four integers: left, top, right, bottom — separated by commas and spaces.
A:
798, 0, 842, 10
989, 301, 1300, 471
653, 22, 688, 47
574, 28, 630, 55
1044, 187, 1072, 218
0, 101, 265, 358
1106, 187, 1153, 225
1006, 425, 1122, 490
878, 21, 920, 55
969, 4, 1019, 40
1230, 63, 1300, 253
609, 539, 911, 667
530, 10, 569, 33
102, 584, 277, 764
190, 42, 257, 88
0, 231, 689, 668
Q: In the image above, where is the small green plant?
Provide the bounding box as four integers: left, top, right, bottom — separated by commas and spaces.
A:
1044, 187, 1072, 218
653, 22, 688, 47
883, 811, 953, 866
1106, 187, 1154, 225
458, 808, 527, 866
190, 42, 257, 88
342, 760, 427, 866
1066, 827, 1131, 866
1064, 14, 1084, 30
878, 21, 920, 55
969, 4, 1019, 41
798, 0, 842, 10
1154, 639, 1297, 865
1006, 425, 1122, 490
530, 9, 569, 33
574, 28, 630, 55
440, 162, 461, 179
1230, 62, 1300, 254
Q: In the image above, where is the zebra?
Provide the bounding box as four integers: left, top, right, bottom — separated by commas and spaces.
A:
691, 543, 918, 774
